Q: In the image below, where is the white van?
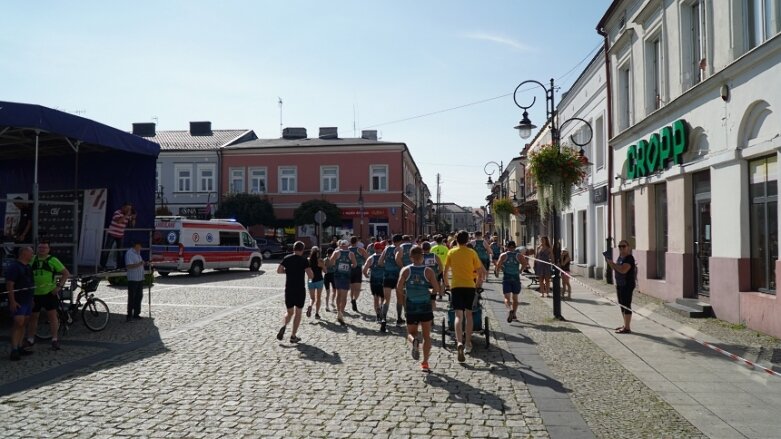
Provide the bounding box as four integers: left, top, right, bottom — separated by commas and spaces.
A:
150, 216, 263, 276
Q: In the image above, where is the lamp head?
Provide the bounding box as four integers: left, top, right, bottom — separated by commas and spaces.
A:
514, 110, 536, 140
485, 176, 494, 189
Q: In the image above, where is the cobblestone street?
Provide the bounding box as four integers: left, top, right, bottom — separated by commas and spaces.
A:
1, 266, 547, 438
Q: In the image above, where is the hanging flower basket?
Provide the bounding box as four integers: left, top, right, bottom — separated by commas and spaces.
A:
527, 144, 586, 213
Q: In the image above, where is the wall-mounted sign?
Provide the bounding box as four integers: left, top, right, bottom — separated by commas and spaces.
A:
625, 119, 688, 180
592, 186, 608, 204
340, 208, 388, 218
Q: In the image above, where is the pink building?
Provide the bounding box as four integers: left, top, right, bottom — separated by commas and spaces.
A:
220, 127, 430, 242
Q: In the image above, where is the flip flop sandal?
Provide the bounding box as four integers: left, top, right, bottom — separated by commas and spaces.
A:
615, 328, 632, 334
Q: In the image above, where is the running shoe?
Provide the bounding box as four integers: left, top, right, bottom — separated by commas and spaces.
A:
380, 321, 387, 333
465, 344, 473, 354
338, 317, 346, 327
51, 340, 61, 351
512, 311, 518, 322
315, 313, 321, 320
396, 317, 405, 325
290, 335, 301, 343
306, 306, 312, 318
351, 300, 358, 312
421, 361, 430, 373
276, 326, 286, 341
411, 339, 420, 360
507, 311, 513, 323
18, 348, 33, 356
457, 344, 465, 363
9, 350, 20, 361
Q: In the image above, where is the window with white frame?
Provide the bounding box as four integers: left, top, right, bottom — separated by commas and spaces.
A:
249, 167, 267, 194
646, 35, 662, 113
321, 166, 338, 192
746, 0, 781, 50
197, 164, 216, 193
370, 165, 388, 191
175, 164, 192, 193
230, 168, 245, 193
685, 1, 708, 88
595, 115, 605, 170
617, 62, 632, 132
279, 166, 297, 193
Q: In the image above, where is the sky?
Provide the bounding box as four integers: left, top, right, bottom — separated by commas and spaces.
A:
1, 0, 609, 208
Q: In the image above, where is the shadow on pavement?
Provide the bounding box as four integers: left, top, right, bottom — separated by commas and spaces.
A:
293, 343, 342, 364
425, 371, 506, 411
152, 270, 266, 285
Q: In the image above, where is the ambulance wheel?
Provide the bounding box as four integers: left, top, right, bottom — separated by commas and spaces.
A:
189, 261, 204, 277
249, 258, 261, 272
158, 271, 170, 277
262, 250, 272, 260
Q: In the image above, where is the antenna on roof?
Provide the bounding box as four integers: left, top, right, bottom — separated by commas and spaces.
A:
278, 97, 283, 136
152, 116, 158, 124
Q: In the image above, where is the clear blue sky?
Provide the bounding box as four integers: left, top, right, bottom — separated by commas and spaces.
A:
1, 0, 608, 208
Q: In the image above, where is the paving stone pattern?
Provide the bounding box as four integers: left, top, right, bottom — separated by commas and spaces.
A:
1, 266, 550, 438
508, 285, 707, 439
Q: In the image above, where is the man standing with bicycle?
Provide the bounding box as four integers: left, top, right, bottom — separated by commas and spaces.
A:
6, 246, 34, 361
25, 241, 70, 350
125, 241, 146, 322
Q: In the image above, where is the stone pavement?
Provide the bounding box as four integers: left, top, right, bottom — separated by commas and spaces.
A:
528, 273, 781, 439
1, 265, 550, 438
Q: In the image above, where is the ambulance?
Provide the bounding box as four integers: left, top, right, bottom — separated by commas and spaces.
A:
150, 216, 263, 276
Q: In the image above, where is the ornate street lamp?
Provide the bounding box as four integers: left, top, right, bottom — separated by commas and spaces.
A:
512, 78, 593, 321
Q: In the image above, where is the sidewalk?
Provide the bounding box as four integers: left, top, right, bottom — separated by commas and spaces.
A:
533, 275, 781, 438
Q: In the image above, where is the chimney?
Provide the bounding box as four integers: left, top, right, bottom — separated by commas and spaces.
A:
132, 122, 156, 137
282, 127, 308, 139
189, 121, 212, 136
361, 130, 378, 141
319, 127, 338, 139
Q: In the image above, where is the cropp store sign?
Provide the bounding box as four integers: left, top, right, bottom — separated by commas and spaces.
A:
626, 119, 688, 180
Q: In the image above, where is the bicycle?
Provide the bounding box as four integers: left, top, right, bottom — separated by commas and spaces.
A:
36, 276, 110, 339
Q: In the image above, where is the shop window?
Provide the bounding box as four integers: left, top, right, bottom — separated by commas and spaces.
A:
749, 155, 778, 293
624, 191, 636, 249
654, 183, 668, 279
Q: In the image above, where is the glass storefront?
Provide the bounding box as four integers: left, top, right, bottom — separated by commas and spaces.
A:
654, 183, 668, 279
749, 155, 778, 293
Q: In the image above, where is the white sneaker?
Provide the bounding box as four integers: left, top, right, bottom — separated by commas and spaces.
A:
465, 344, 473, 354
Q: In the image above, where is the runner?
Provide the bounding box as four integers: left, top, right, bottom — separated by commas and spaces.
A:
362, 242, 386, 322
306, 247, 325, 319
443, 230, 486, 363
489, 235, 502, 278
421, 241, 442, 305
496, 241, 527, 323
471, 231, 491, 292
397, 246, 441, 372
393, 235, 415, 325
329, 240, 356, 326
349, 236, 369, 313
323, 248, 336, 311
276, 242, 313, 344
430, 235, 449, 299
378, 234, 403, 332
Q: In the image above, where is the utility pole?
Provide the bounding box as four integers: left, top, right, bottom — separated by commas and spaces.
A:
278, 97, 283, 136
436, 173, 441, 233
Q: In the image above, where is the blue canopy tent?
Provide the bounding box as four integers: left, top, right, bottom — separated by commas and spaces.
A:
0, 101, 160, 275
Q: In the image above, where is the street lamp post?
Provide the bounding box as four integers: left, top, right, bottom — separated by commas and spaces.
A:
513, 78, 592, 321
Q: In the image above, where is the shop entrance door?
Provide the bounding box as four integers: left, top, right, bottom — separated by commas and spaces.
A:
370, 223, 389, 240
693, 172, 711, 296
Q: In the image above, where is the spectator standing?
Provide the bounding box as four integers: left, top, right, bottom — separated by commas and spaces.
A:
605, 240, 636, 334
6, 246, 35, 361
100, 202, 136, 270
11, 197, 32, 248
125, 241, 146, 322
26, 241, 70, 350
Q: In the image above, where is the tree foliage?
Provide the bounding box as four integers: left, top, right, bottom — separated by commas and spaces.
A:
215, 193, 276, 227
293, 199, 341, 227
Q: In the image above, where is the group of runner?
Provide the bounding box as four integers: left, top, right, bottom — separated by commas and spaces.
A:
276, 231, 530, 372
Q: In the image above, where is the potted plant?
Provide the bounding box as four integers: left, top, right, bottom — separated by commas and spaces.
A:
527, 144, 586, 213
492, 197, 515, 236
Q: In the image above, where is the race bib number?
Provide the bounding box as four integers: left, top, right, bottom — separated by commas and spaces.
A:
425, 258, 435, 266
338, 262, 351, 272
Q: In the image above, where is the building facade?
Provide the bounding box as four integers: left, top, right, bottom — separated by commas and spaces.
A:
558, 48, 610, 279
132, 121, 256, 219
601, 0, 781, 336
221, 127, 429, 243
434, 202, 474, 232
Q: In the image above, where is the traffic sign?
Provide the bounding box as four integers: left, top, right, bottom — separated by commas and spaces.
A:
314, 210, 327, 225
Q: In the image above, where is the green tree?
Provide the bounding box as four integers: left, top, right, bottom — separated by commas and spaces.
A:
293, 199, 341, 227
215, 193, 276, 227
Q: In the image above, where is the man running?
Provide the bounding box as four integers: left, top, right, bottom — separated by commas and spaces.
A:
329, 240, 357, 326
421, 241, 442, 304
378, 234, 403, 332
430, 235, 448, 294
443, 231, 486, 363
490, 235, 502, 278
471, 231, 491, 291
496, 241, 527, 323
362, 242, 386, 322
349, 236, 369, 313
323, 248, 336, 311
397, 246, 441, 372
276, 241, 313, 343
393, 235, 415, 324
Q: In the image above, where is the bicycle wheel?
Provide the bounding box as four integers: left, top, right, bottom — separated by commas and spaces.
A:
36, 312, 55, 340
81, 298, 110, 331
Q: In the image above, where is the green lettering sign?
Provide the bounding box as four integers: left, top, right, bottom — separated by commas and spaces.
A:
624, 119, 689, 181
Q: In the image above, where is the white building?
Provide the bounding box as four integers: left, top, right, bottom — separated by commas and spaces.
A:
601, 0, 781, 337
558, 48, 610, 279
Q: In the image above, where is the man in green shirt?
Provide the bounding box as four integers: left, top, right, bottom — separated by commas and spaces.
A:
26, 241, 69, 350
